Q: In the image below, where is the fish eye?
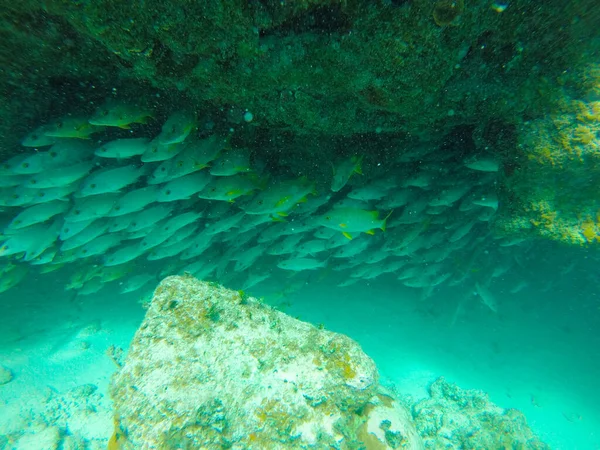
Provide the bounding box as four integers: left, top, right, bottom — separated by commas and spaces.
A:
31, 134, 38, 140
100, 147, 107, 152
12, 194, 19, 199
22, 162, 29, 168
177, 161, 184, 167
258, 200, 263, 205
74, 209, 81, 215
50, 151, 57, 157
211, 188, 216, 192
90, 183, 97, 189
131, 222, 137, 227
64, 227, 70, 233
165, 190, 171, 195
152, 148, 158, 153
30, 179, 37, 184
160, 167, 166, 172
114, 206, 121, 210
82, 249, 88, 254
38, 192, 45, 197
15, 220, 21, 224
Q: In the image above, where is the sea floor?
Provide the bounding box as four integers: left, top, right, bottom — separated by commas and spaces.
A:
0, 271, 599, 449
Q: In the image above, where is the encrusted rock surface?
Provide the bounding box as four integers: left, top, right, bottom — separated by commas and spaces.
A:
411, 377, 550, 449
109, 275, 423, 449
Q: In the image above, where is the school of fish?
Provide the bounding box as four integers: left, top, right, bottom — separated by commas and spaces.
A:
0, 101, 527, 312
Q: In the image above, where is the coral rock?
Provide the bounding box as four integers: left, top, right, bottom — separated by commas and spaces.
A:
411, 377, 550, 449
110, 275, 423, 449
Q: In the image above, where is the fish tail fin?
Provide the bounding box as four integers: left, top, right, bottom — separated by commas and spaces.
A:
381, 210, 394, 232
354, 155, 364, 175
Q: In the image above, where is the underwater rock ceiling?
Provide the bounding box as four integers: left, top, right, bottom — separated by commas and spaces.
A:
1, 0, 599, 244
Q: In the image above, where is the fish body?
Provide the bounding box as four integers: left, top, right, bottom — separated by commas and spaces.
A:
104, 241, 146, 266
240, 177, 316, 217
198, 174, 262, 202
12, 141, 94, 174
266, 233, 304, 256
120, 273, 156, 294
78, 165, 147, 197
108, 186, 158, 216
234, 245, 266, 272
333, 237, 371, 258
59, 218, 96, 241
148, 139, 218, 184
475, 282, 498, 313
127, 205, 173, 232
44, 117, 104, 139
465, 157, 500, 172
277, 257, 327, 271
156, 171, 211, 202
429, 186, 470, 207
157, 111, 197, 145
147, 237, 194, 260
8, 201, 70, 230
205, 212, 245, 235
107, 213, 137, 233
28, 184, 77, 204
331, 156, 362, 192
179, 232, 213, 260
296, 239, 328, 257
21, 125, 58, 147
61, 219, 109, 251
209, 149, 252, 176
95, 138, 150, 158
347, 180, 391, 201
0, 265, 29, 292
89, 103, 153, 128
318, 207, 392, 238
65, 193, 119, 222
141, 139, 183, 162
23, 219, 61, 261
471, 192, 499, 210
78, 233, 122, 258
0, 223, 51, 257
26, 161, 94, 189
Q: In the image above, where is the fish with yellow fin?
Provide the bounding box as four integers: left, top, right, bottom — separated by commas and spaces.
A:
89, 102, 153, 129
318, 207, 392, 239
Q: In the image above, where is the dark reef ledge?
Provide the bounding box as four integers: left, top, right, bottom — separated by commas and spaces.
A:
1, 0, 599, 245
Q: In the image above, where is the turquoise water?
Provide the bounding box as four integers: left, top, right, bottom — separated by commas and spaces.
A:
1, 240, 599, 447
1, 2, 599, 448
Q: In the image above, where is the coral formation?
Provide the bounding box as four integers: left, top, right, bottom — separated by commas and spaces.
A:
497, 62, 600, 245
411, 378, 550, 449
